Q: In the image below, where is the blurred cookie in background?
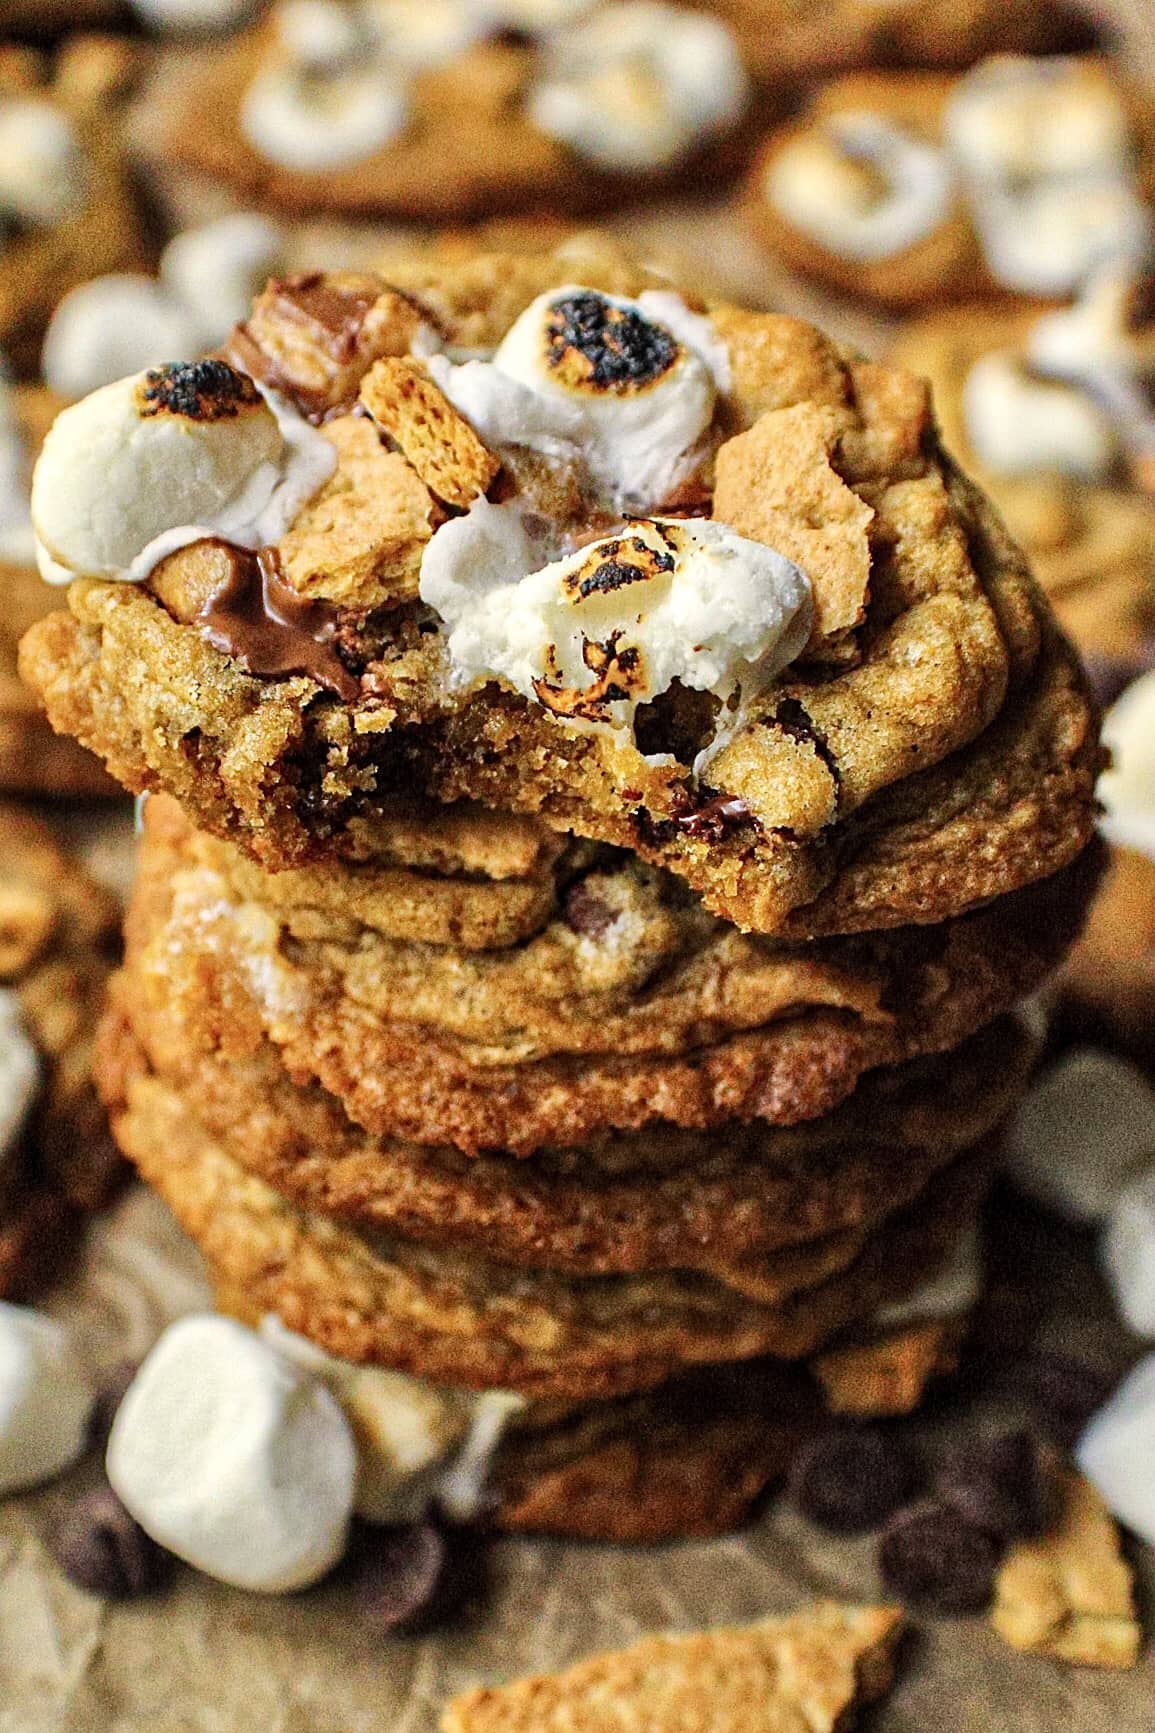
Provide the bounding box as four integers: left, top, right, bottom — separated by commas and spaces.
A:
891, 272, 1155, 659
744, 57, 1155, 313
132, 0, 767, 225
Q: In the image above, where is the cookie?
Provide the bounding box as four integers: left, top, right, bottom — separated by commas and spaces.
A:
440, 1601, 904, 1733
137, 1, 763, 224
0, 799, 122, 1295
891, 294, 1155, 661
1060, 845, 1155, 1064
746, 58, 1155, 313
0, 40, 148, 375
19, 249, 1101, 940
0, 3, 128, 35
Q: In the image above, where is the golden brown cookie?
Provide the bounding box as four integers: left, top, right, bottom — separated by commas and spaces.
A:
19, 250, 1101, 939
440, 1601, 904, 1733
1060, 845, 1155, 1065
746, 58, 1155, 314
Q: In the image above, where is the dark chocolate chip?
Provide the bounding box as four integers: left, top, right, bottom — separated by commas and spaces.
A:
787, 1428, 921, 1536
936, 1430, 1058, 1540
1022, 1354, 1119, 1446
878, 1502, 999, 1614
562, 880, 618, 939
88, 1361, 139, 1456
52, 1485, 172, 1599
352, 1521, 474, 1633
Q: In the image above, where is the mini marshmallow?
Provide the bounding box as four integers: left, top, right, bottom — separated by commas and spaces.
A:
486, 0, 596, 31
0, 1304, 92, 1496
1099, 671, 1155, 859
944, 56, 1133, 184
1002, 1048, 1155, 1223
767, 116, 955, 263
0, 991, 40, 1163
422, 511, 812, 744
363, 0, 495, 68
1103, 1170, 1155, 1337
0, 100, 85, 230
31, 359, 335, 584
107, 1314, 356, 1592
41, 275, 203, 400
445, 284, 721, 507
130, 0, 257, 30
160, 214, 285, 350
528, 1, 747, 171
962, 350, 1117, 481
0, 388, 35, 565
1077, 1355, 1155, 1546
968, 176, 1153, 300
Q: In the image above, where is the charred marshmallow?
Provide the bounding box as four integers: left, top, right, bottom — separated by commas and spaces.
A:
767, 115, 954, 263
31, 359, 335, 585
421, 511, 813, 741
528, 2, 748, 171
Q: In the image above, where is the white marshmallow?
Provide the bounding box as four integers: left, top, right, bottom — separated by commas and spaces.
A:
131, 0, 257, 30
275, 0, 368, 62
944, 56, 1133, 184
472, 284, 719, 507
1028, 273, 1155, 487
0, 101, 85, 230
422, 511, 813, 746
962, 349, 1117, 481
0, 387, 36, 565
41, 275, 203, 401
968, 176, 1153, 300
160, 214, 285, 350
1099, 671, 1155, 860
31, 361, 335, 585
107, 1314, 356, 1592
1077, 1355, 1155, 1546
0, 1304, 92, 1496
0, 991, 40, 1165
363, 0, 495, 68
874, 1227, 982, 1330
1002, 1048, 1155, 1223
528, 2, 747, 171
486, 0, 596, 32
241, 57, 408, 171
767, 115, 954, 263
1103, 1170, 1155, 1337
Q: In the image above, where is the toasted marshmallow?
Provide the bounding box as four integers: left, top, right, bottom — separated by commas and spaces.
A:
131, 0, 257, 30
1077, 1356, 1155, 1546
241, 57, 408, 171
874, 1228, 982, 1330
107, 1314, 356, 1592
363, 0, 495, 68
962, 350, 1117, 481
457, 284, 721, 507
1028, 272, 1155, 472
969, 176, 1153, 299
0, 100, 85, 230
1003, 1048, 1155, 1223
0, 1304, 92, 1496
945, 57, 1133, 184
422, 511, 812, 744
258, 1315, 523, 1523
768, 115, 954, 263
41, 275, 203, 400
528, 2, 747, 171
161, 214, 286, 350
1099, 672, 1155, 858
31, 359, 335, 585
1103, 1170, 1155, 1337
0, 390, 35, 566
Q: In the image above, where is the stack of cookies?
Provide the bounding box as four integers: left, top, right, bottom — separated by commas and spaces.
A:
20, 245, 1102, 1540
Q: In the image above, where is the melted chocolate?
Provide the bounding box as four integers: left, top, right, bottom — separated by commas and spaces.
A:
676, 792, 756, 841
198, 545, 359, 701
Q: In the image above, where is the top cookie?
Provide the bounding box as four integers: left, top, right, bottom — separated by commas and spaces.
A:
746, 57, 1155, 313
142, 0, 762, 222
19, 244, 1101, 936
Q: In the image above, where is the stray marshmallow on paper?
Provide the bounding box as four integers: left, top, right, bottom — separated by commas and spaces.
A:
1002, 1048, 1155, 1222
1078, 1355, 1155, 1548
0, 1304, 93, 1497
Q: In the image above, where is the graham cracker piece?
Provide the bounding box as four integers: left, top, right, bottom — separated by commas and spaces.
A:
359, 356, 499, 510
812, 1317, 966, 1417
991, 1470, 1141, 1670
713, 404, 873, 653
278, 414, 436, 608
441, 1601, 904, 1733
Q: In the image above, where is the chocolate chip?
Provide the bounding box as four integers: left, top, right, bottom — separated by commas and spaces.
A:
562, 880, 618, 939
787, 1428, 921, 1535
88, 1361, 139, 1456
52, 1485, 172, 1599
878, 1503, 999, 1614
937, 1431, 1058, 1540
352, 1521, 476, 1633
1022, 1353, 1119, 1446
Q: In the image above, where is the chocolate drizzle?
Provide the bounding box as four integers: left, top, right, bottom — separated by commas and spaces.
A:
676, 793, 756, 841
198, 544, 359, 701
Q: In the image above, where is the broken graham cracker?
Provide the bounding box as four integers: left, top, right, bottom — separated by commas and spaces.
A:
812, 1317, 966, 1418
991, 1470, 1140, 1670
359, 356, 500, 510
441, 1601, 903, 1733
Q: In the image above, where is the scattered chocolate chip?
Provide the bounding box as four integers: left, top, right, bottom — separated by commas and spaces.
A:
88, 1361, 139, 1456
787, 1428, 921, 1536
352, 1521, 477, 1633
52, 1485, 172, 1599
937, 1430, 1058, 1540
562, 880, 618, 939
878, 1503, 999, 1614
1022, 1353, 1119, 1446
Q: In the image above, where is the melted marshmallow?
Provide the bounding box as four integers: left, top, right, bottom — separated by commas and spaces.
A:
0, 100, 85, 231
1099, 671, 1155, 859
962, 349, 1118, 481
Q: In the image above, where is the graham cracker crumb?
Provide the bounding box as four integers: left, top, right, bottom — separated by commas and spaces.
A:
359, 356, 499, 510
